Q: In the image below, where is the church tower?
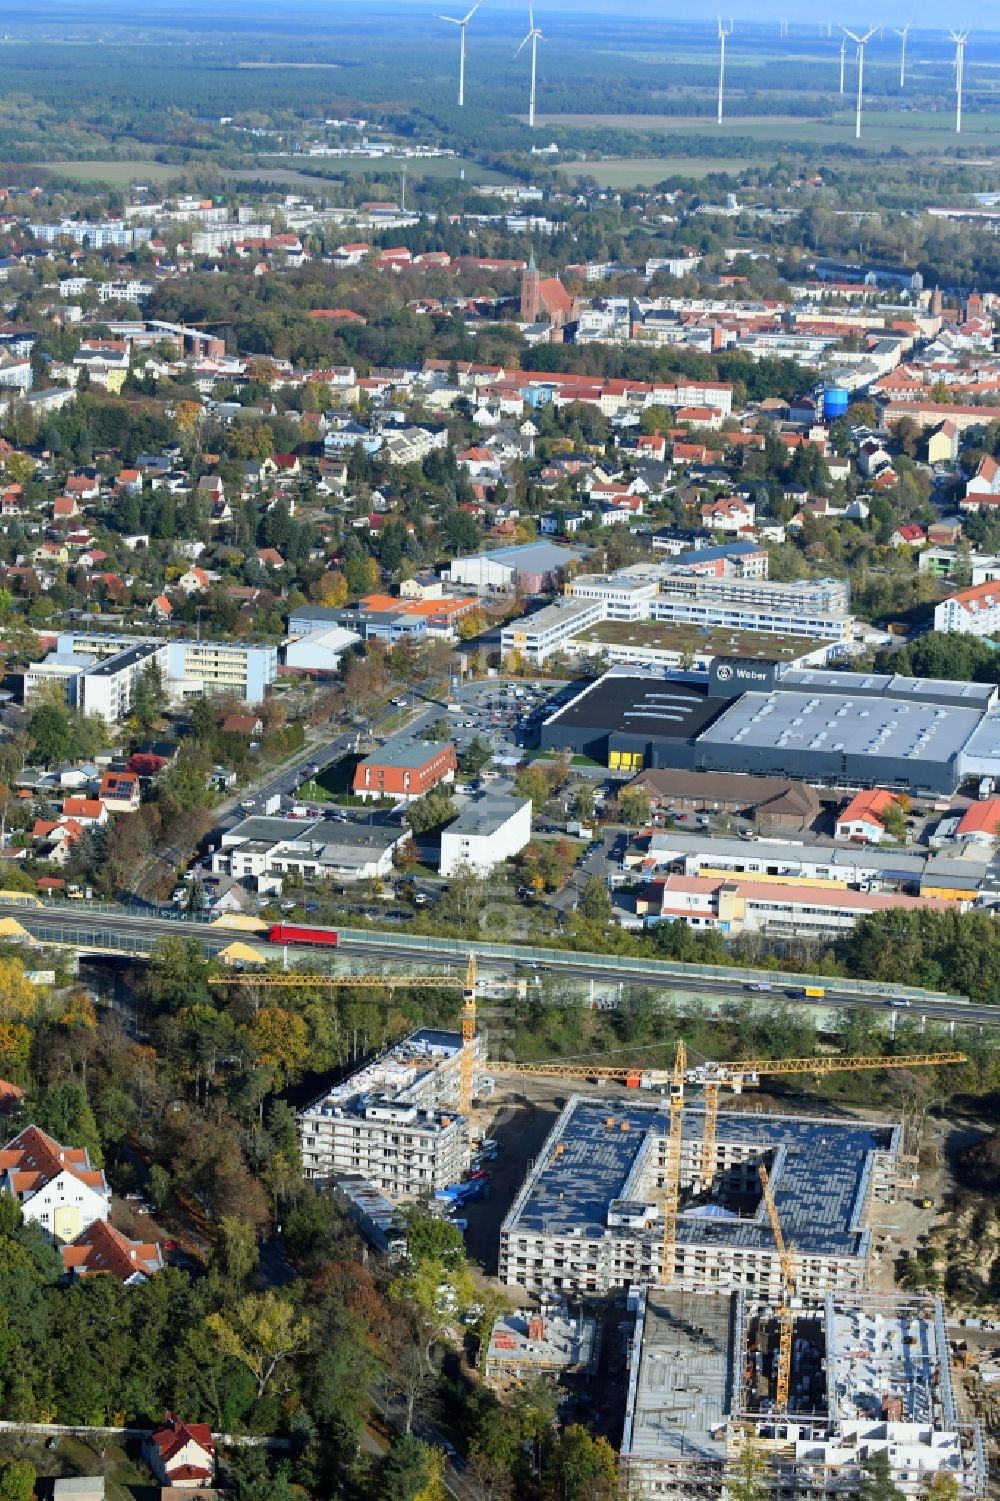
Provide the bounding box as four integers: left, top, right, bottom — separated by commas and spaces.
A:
520, 251, 541, 322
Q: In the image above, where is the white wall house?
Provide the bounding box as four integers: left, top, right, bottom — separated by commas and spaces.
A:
0, 1125, 109, 1243
440, 795, 533, 877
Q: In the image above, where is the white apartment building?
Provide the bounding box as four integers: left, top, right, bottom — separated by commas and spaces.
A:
297, 1029, 479, 1198
440, 795, 532, 877
933, 580, 1000, 637
52, 632, 277, 711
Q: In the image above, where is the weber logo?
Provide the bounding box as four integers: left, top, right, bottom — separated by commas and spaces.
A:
710, 657, 778, 695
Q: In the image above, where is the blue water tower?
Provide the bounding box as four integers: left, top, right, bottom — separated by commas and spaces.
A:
823, 386, 849, 421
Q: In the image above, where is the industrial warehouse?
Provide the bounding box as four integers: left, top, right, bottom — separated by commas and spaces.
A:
539, 659, 1000, 795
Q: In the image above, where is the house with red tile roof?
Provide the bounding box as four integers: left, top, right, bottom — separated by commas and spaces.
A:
144, 1414, 215, 1489
955, 798, 1000, 848
835, 789, 903, 845
149, 593, 173, 620
934, 579, 1000, 637
962, 454, 1000, 509
0, 1124, 109, 1242
52, 495, 80, 520
61, 1218, 164, 1284
98, 771, 141, 812
0, 1078, 25, 1115
62, 797, 107, 826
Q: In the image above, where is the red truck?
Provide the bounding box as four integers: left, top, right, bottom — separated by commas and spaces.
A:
267, 924, 339, 947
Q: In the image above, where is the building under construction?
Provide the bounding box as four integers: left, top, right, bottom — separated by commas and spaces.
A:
298, 1028, 481, 1198
621, 1288, 986, 1498
499, 1095, 899, 1299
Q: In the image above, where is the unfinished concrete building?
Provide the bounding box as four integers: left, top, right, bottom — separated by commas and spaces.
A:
499, 1095, 899, 1298
621, 1289, 986, 1499
298, 1028, 479, 1199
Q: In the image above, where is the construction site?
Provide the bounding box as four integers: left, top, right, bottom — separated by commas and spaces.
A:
234, 958, 984, 1499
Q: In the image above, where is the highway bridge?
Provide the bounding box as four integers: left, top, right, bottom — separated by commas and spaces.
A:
0, 898, 993, 1029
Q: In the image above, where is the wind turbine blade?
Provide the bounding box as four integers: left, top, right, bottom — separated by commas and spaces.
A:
461, 0, 481, 21
515, 31, 531, 54
841, 26, 861, 42
435, 14, 462, 23
529, 2, 534, 30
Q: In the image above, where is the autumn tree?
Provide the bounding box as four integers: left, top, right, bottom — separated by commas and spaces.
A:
206, 1291, 312, 1398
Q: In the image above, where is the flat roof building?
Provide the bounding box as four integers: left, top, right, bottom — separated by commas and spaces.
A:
500, 1094, 899, 1300
440, 794, 532, 877
540, 663, 1000, 794
298, 1028, 481, 1199
353, 733, 457, 802
621, 1291, 985, 1500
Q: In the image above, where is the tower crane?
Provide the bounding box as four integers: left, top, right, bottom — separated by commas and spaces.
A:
758, 1161, 796, 1411
660, 1039, 687, 1287
210, 953, 484, 1113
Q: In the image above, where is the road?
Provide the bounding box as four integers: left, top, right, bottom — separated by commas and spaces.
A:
4, 901, 996, 1027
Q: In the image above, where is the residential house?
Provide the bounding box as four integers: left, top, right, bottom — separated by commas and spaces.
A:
149, 593, 173, 621
962, 455, 1000, 509
926, 419, 958, 465
61, 1218, 164, 1284
954, 799, 1000, 849
143, 1414, 216, 1489
701, 497, 755, 533
98, 770, 141, 813
61, 797, 108, 827
934, 580, 1000, 637
221, 714, 264, 738
0, 1124, 109, 1242
835, 789, 903, 845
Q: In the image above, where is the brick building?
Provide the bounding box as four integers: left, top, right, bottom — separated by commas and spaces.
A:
352, 733, 457, 802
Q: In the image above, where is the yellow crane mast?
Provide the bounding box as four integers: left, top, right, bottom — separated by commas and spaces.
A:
660, 1040, 687, 1288
211, 954, 483, 1113
689, 1053, 967, 1194
758, 1162, 796, 1412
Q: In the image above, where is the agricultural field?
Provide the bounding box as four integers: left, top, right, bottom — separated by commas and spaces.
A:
29, 158, 189, 185
257, 153, 517, 185
568, 156, 752, 185
532, 108, 1000, 160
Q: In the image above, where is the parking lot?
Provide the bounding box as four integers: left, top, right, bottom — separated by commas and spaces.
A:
443, 676, 573, 755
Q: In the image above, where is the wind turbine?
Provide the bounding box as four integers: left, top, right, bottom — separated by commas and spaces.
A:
950, 30, 969, 134
839, 34, 846, 95
894, 22, 910, 88
717, 16, 733, 126
516, 5, 543, 130
436, 1, 480, 108
842, 26, 877, 140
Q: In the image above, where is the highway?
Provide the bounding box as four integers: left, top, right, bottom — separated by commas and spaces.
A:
3, 901, 997, 1028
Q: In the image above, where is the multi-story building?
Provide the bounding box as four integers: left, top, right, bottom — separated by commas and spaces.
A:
439, 795, 532, 877
40, 632, 278, 715
297, 1029, 479, 1198
499, 1095, 899, 1300
352, 733, 457, 802
28, 221, 153, 250
622, 1290, 985, 1500
934, 579, 1000, 636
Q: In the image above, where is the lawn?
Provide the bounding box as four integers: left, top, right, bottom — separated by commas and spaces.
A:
28, 159, 186, 185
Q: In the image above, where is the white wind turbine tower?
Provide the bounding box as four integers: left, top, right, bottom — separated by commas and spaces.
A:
894, 22, 910, 88
717, 16, 733, 126
950, 30, 969, 134
516, 5, 543, 129
842, 25, 877, 140
436, 1, 481, 108
839, 35, 847, 94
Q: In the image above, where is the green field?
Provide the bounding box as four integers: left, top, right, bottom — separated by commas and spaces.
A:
533, 107, 1000, 160
571, 156, 751, 184
258, 153, 516, 185
29, 158, 187, 185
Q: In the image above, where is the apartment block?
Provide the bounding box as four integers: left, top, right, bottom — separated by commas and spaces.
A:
499, 1096, 899, 1300
297, 1029, 479, 1198
47, 632, 278, 715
